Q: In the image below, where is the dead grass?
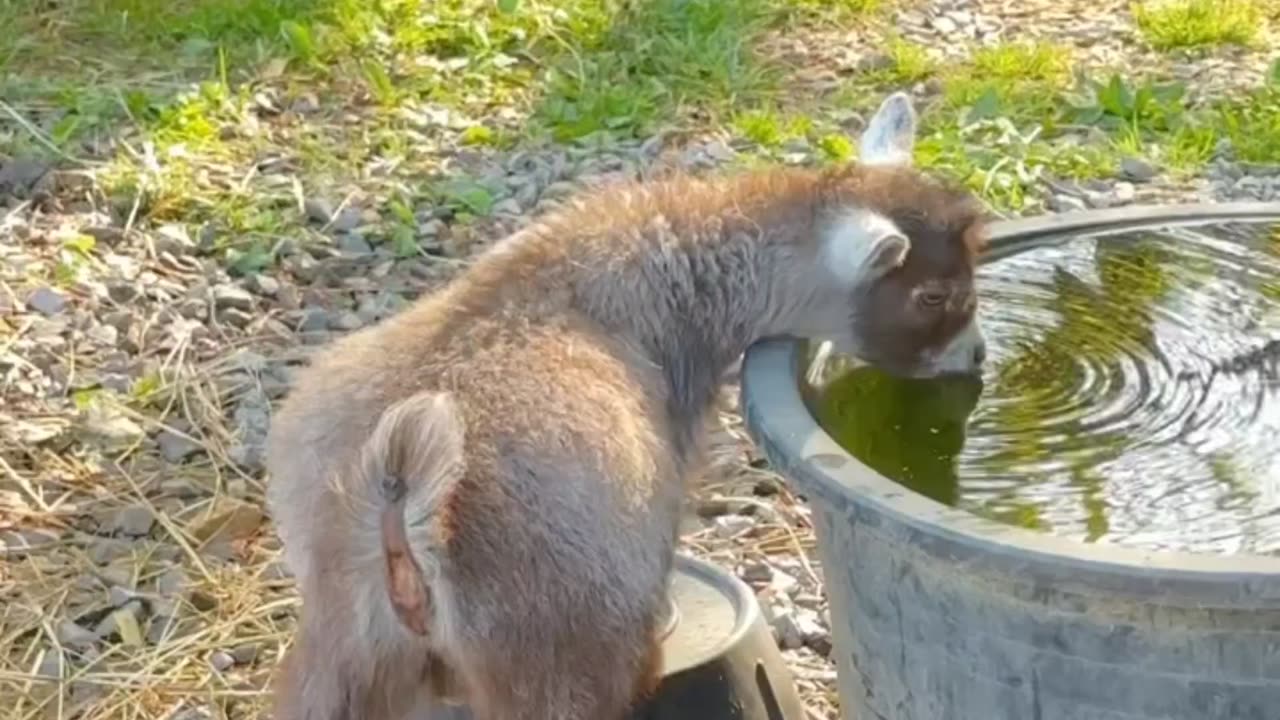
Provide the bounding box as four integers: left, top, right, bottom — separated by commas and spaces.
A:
2, 0, 1278, 718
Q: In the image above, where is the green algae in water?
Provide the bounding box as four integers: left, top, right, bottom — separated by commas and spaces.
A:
807, 219, 1280, 556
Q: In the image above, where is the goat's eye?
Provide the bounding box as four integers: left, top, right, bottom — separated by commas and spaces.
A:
918, 289, 948, 307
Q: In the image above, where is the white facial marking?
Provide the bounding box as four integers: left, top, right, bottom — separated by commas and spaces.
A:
859, 91, 918, 167
821, 208, 911, 289
923, 315, 986, 376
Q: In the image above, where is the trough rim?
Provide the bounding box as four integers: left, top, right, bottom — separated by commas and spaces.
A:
740, 201, 1280, 607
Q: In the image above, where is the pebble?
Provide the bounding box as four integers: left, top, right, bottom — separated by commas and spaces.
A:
297, 307, 330, 332
26, 286, 67, 315
305, 197, 334, 224
106, 281, 141, 303
0, 157, 51, 195
156, 567, 188, 595
338, 234, 374, 256
108, 506, 155, 537
154, 224, 195, 255
87, 324, 119, 346
1047, 193, 1088, 213
231, 643, 260, 664
247, 273, 280, 296
713, 515, 754, 538
328, 311, 364, 331
209, 650, 236, 672
81, 408, 145, 448
741, 561, 774, 584
37, 651, 64, 679
332, 207, 363, 232
212, 284, 254, 311
157, 430, 203, 463
56, 620, 98, 650
1120, 157, 1158, 182
147, 614, 179, 645
1113, 181, 1136, 203
218, 307, 255, 328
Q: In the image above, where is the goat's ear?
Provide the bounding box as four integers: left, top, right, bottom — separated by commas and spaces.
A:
859, 91, 917, 167
823, 208, 911, 287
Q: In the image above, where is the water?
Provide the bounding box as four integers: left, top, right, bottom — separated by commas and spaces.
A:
806, 219, 1280, 556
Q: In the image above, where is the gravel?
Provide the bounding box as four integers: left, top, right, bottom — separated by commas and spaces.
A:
5, 3, 1278, 717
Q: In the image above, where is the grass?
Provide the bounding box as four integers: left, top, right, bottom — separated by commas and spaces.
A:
5, 1, 1280, 718
1132, 0, 1264, 50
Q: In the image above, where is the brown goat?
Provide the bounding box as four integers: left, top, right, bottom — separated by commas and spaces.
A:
264, 91, 989, 720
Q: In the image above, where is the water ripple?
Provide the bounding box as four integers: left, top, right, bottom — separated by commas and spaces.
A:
955, 220, 1280, 555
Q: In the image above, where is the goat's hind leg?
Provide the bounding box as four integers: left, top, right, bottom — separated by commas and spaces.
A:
463, 612, 663, 720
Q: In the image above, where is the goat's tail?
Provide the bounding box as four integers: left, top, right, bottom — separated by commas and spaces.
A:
348, 390, 467, 638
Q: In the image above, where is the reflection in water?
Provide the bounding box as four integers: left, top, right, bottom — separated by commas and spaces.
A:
810, 367, 983, 507
807, 220, 1280, 555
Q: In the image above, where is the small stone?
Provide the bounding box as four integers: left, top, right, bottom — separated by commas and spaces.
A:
298, 307, 330, 332
210, 650, 236, 672
37, 651, 64, 679
218, 307, 254, 328
156, 567, 188, 595
492, 198, 523, 216
770, 569, 800, 597
857, 53, 894, 72
108, 585, 138, 607
109, 506, 155, 537
154, 224, 195, 255
930, 14, 958, 33
741, 561, 773, 584
304, 198, 334, 224
189, 590, 218, 613
56, 620, 98, 650
26, 287, 67, 316
147, 614, 179, 645
86, 538, 131, 565
292, 94, 321, 114
157, 431, 202, 463
418, 218, 445, 237
0, 157, 51, 196
87, 323, 119, 347
212, 285, 254, 311
713, 515, 754, 538
1120, 157, 1158, 182
177, 298, 208, 320
770, 606, 805, 650
1113, 181, 1136, 203
106, 281, 140, 303
82, 408, 145, 448
1047, 193, 1088, 213
102, 310, 134, 332
706, 140, 737, 162
328, 311, 364, 331
1, 529, 59, 557
357, 292, 405, 323
338, 234, 373, 256
332, 207, 363, 232
246, 274, 280, 297
231, 643, 260, 664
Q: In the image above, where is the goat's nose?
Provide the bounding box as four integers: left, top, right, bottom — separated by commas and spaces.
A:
973, 339, 987, 367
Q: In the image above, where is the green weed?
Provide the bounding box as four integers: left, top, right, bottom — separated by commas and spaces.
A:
939, 42, 1073, 127
858, 36, 936, 86
1216, 86, 1280, 163
1132, 0, 1263, 50
535, 0, 782, 142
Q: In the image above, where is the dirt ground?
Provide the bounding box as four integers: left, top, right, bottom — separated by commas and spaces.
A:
2, 0, 1277, 718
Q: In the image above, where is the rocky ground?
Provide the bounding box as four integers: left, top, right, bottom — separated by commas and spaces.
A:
1, 0, 1278, 718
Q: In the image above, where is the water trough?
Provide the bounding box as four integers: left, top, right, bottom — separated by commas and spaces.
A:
740, 202, 1280, 720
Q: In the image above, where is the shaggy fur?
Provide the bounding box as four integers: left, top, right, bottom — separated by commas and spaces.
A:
265, 92, 988, 720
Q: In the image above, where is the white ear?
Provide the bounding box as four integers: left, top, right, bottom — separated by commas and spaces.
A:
822, 208, 911, 287
859, 91, 917, 166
